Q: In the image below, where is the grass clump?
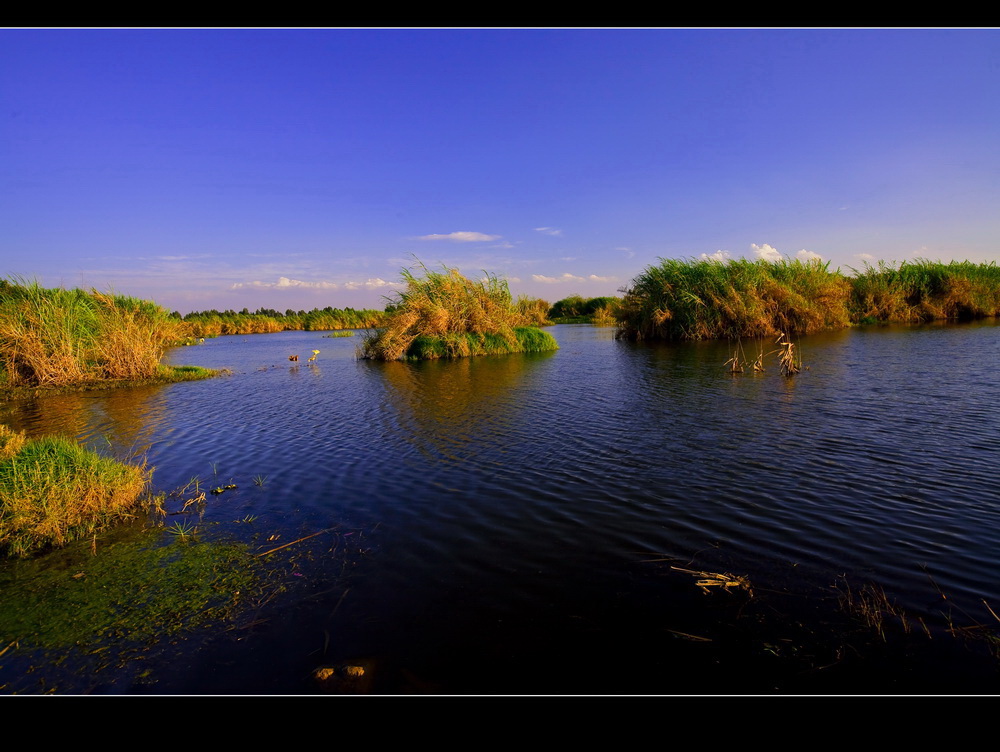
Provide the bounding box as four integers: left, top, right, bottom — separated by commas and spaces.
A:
360, 264, 559, 361
0, 279, 185, 388
0, 426, 148, 557
616, 258, 853, 341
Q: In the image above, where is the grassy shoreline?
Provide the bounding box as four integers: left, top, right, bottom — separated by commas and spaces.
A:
0, 364, 219, 402
616, 258, 1000, 341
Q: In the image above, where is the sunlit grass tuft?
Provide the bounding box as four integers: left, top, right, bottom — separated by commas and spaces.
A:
361, 263, 558, 361
0, 426, 149, 557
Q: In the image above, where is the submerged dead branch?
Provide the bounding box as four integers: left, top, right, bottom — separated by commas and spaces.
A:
672, 566, 754, 597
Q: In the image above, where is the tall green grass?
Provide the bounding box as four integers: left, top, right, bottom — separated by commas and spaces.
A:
360, 264, 558, 360
616, 258, 852, 341
617, 257, 1000, 342
850, 259, 1000, 323
0, 425, 149, 557
0, 279, 183, 387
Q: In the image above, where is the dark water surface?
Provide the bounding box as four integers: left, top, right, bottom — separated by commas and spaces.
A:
3, 322, 1000, 694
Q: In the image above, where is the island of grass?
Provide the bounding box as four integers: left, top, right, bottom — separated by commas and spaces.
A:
360, 264, 558, 361
0, 279, 218, 397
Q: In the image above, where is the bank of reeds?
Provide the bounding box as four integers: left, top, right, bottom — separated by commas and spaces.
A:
616, 258, 852, 341
0, 425, 149, 557
0, 280, 184, 387
849, 259, 1000, 324
360, 265, 558, 361
616, 257, 1000, 342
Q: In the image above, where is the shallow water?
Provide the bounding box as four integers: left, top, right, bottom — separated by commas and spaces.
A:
3, 321, 1000, 694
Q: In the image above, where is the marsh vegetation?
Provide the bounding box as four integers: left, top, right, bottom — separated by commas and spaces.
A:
616, 258, 1000, 342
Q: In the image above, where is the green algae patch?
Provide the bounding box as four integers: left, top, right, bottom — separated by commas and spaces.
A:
0, 526, 263, 650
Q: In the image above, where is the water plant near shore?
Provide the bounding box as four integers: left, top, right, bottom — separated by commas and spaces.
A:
0, 279, 197, 389
360, 264, 558, 361
0, 425, 149, 557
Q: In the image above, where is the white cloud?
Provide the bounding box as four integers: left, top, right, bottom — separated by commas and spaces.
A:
751, 243, 783, 262
699, 250, 731, 263
617, 247, 635, 259
588, 274, 617, 282
856, 253, 877, 262
417, 231, 500, 242
535, 227, 563, 236
796, 249, 823, 262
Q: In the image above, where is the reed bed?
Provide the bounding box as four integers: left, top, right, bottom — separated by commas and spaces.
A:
360, 265, 558, 361
0, 280, 183, 387
616, 258, 852, 341
0, 425, 149, 557
849, 259, 1000, 324
616, 258, 1000, 342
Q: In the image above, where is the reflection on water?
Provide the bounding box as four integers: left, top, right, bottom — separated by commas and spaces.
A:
2, 321, 1000, 693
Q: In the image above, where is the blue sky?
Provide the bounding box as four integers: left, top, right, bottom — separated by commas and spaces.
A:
2, 28, 998, 314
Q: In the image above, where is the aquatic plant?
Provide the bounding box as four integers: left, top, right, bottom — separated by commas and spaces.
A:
0, 527, 263, 650
0, 426, 149, 557
166, 520, 198, 539
360, 263, 559, 361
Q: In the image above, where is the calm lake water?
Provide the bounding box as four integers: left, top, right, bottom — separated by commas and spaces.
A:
3, 321, 1000, 694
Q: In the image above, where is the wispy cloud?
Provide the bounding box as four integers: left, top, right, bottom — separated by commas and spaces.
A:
856, 253, 877, 262
535, 227, 563, 236
231, 276, 399, 291
616, 247, 635, 259
231, 277, 338, 290
532, 273, 617, 284
751, 243, 783, 262
417, 231, 501, 242
699, 250, 731, 263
